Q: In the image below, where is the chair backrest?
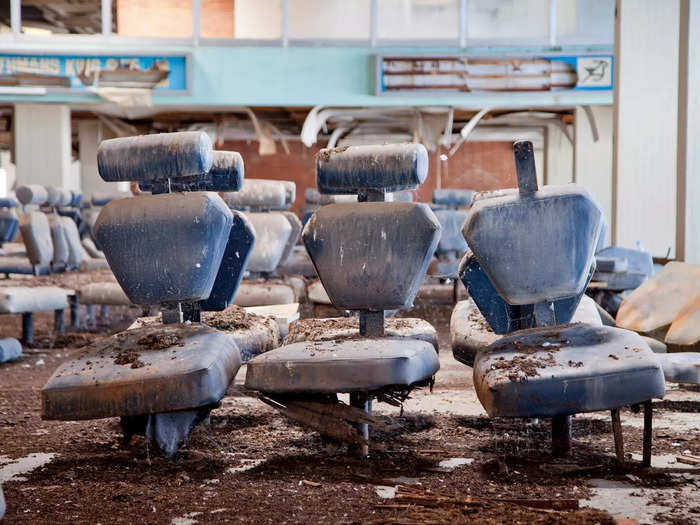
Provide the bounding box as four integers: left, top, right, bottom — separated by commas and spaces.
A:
19, 211, 53, 267
61, 216, 84, 269
49, 215, 69, 267
433, 209, 469, 256
462, 141, 602, 326
304, 143, 441, 335
242, 212, 292, 273
222, 179, 301, 274
95, 132, 254, 321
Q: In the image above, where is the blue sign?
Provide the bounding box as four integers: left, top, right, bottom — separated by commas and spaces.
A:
0, 53, 188, 92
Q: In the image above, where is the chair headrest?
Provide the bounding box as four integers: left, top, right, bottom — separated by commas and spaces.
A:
95, 192, 233, 305
45, 186, 61, 206
139, 150, 244, 193
97, 131, 213, 183
257, 180, 295, 207
222, 179, 287, 210
316, 143, 428, 194
432, 188, 474, 207
16, 185, 48, 206
57, 189, 72, 207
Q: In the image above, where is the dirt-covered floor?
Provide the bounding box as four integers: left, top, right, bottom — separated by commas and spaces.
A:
1, 271, 699, 524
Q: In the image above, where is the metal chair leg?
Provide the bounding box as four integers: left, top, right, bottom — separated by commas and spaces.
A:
611, 408, 624, 465
552, 415, 571, 457
643, 400, 653, 468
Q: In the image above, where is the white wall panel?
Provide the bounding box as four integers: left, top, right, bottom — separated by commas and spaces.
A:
614, 0, 680, 257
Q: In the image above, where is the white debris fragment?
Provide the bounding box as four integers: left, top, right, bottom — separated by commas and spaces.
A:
374, 485, 396, 499
0, 453, 57, 483
226, 458, 265, 474
438, 457, 474, 470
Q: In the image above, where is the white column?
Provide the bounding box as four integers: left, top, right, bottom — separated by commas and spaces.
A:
613, 0, 680, 258
79, 120, 123, 198
677, 0, 700, 263
544, 122, 574, 186
14, 104, 74, 191
575, 106, 614, 246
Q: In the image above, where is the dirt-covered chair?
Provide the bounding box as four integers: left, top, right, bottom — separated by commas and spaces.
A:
428, 189, 472, 281
41, 132, 258, 456
451, 141, 665, 465
0, 197, 19, 253
245, 144, 441, 455
221, 178, 302, 307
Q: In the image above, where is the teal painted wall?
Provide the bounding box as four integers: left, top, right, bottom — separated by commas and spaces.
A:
0, 44, 613, 107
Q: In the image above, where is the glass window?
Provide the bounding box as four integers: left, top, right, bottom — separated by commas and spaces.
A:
289, 0, 370, 40
234, 0, 281, 39
467, 0, 549, 40
115, 0, 193, 38
557, 0, 614, 44
20, 0, 103, 35
200, 0, 282, 39
378, 0, 459, 40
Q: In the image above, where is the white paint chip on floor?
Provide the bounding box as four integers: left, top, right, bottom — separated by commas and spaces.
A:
438, 457, 474, 470
0, 453, 57, 483
374, 485, 396, 499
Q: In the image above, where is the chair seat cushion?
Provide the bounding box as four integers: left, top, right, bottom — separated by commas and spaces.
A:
0, 256, 37, 275
473, 324, 665, 418
245, 338, 439, 393
275, 246, 317, 278
450, 299, 501, 367
285, 317, 438, 352
0, 286, 70, 313
0, 337, 22, 363
450, 296, 601, 367
41, 324, 241, 420
80, 258, 111, 271
307, 280, 331, 305
129, 307, 281, 364
77, 282, 131, 306
202, 306, 281, 362
657, 353, 700, 384
233, 280, 296, 307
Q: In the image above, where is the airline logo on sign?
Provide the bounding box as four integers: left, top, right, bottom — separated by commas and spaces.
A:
576, 56, 613, 89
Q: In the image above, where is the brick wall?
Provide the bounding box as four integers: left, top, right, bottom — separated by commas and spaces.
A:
222, 139, 517, 214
